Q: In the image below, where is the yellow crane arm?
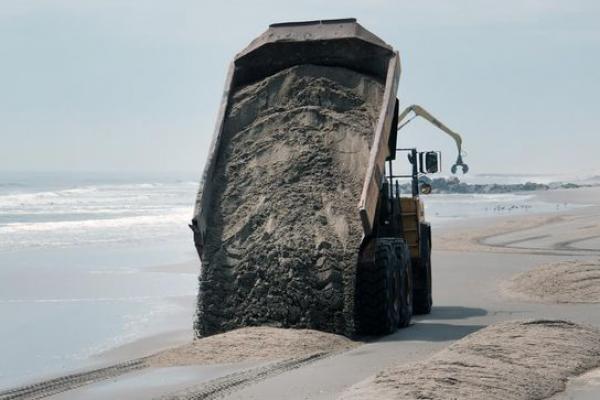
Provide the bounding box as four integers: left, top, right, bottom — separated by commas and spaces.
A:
397, 104, 469, 174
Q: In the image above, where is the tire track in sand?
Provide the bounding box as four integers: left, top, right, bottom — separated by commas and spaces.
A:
157, 352, 331, 400
0, 359, 148, 400
0, 352, 338, 400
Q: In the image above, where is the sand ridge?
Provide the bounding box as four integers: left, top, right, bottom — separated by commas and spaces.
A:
147, 326, 359, 367
503, 260, 600, 303
339, 320, 600, 400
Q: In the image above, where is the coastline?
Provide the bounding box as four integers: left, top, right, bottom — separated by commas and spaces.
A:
90, 261, 199, 364
0, 255, 198, 391
4, 185, 600, 399
85, 261, 200, 368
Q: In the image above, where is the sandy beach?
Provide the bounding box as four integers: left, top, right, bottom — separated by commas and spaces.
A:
3, 186, 600, 400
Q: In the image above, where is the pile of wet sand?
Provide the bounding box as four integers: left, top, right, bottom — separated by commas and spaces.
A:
340, 320, 600, 400
503, 260, 600, 303
197, 64, 384, 337
148, 326, 358, 367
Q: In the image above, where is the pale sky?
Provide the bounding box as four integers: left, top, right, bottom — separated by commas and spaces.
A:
1, 0, 599, 176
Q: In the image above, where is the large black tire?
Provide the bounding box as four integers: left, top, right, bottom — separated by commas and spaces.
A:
412, 224, 432, 315
394, 241, 413, 327
355, 238, 412, 335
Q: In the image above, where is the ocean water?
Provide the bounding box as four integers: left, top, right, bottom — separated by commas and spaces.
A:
0, 172, 198, 251
0, 172, 576, 389
0, 172, 200, 389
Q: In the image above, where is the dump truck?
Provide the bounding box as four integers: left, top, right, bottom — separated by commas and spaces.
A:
190, 19, 467, 337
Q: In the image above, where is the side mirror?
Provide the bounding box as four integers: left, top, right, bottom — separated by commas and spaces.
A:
419, 151, 441, 174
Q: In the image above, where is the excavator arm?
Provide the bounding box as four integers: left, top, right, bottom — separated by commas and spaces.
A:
397, 104, 469, 174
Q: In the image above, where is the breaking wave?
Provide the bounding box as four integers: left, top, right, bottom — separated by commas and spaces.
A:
0, 180, 197, 251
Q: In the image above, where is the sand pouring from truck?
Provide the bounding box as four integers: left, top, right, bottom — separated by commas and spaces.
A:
190, 19, 468, 337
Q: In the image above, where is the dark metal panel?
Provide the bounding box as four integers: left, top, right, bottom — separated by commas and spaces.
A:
232, 19, 394, 87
